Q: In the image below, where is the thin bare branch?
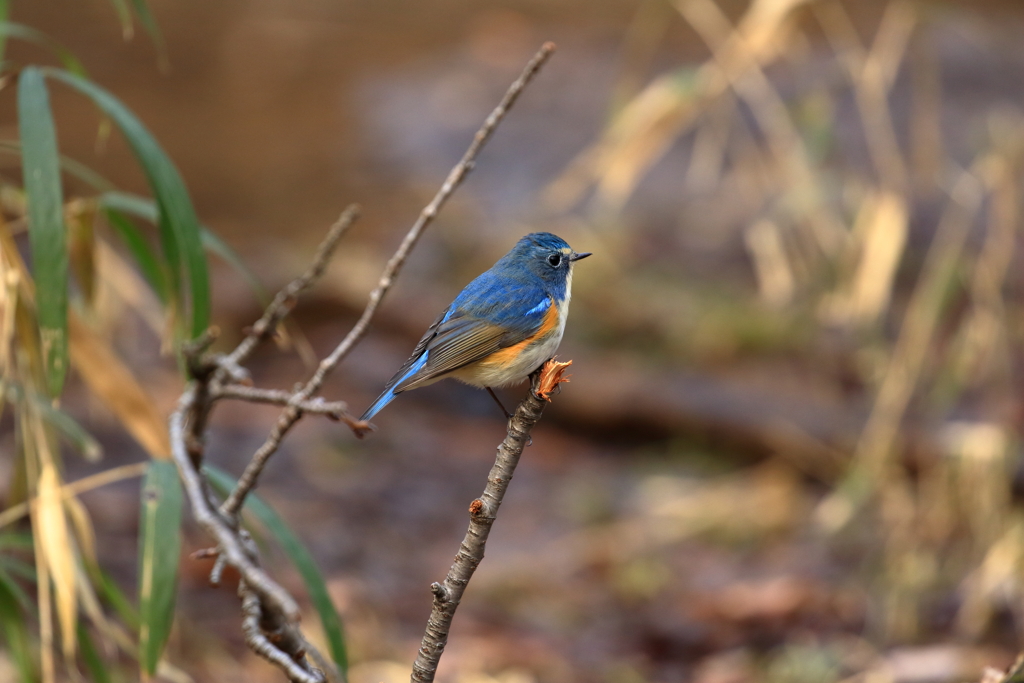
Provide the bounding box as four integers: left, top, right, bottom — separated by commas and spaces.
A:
170, 391, 303, 622
226, 204, 361, 370
410, 359, 567, 683
218, 41, 557, 519
215, 385, 357, 422
240, 583, 323, 683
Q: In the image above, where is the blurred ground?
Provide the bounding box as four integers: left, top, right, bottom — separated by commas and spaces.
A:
8, 0, 1024, 681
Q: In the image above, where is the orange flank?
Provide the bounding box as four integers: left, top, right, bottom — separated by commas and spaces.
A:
483, 298, 558, 367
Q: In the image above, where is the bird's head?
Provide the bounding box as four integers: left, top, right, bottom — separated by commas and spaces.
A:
506, 232, 591, 285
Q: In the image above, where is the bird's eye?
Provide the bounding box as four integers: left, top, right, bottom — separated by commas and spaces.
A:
547, 253, 562, 267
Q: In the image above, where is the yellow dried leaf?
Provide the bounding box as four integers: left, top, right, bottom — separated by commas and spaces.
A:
68, 312, 171, 459
35, 460, 78, 661
66, 198, 98, 309
64, 493, 98, 569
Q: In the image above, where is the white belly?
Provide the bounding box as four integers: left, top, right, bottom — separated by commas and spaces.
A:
453, 327, 564, 388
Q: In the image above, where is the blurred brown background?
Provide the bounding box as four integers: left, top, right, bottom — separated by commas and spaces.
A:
9, 0, 1024, 681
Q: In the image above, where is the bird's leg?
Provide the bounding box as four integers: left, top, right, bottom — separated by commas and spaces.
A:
486, 387, 513, 420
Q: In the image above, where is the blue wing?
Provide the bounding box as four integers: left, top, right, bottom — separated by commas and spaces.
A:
359, 271, 551, 421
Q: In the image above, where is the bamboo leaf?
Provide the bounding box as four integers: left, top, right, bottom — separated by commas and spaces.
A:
102, 207, 170, 304
0, 564, 34, 611
98, 190, 156, 221
96, 567, 139, 630
0, 22, 88, 76
0, 140, 115, 191
2, 380, 103, 460
99, 190, 267, 305
200, 228, 270, 306
128, 0, 167, 68
0, 578, 35, 682
78, 623, 113, 683
0, 532, 33, 551
44, 69, 210, 340
105, 0, 134, 40
0, 0, 9, 65
205, 465, 348, 675
137, 460, 181, 676
19, 67, 68, 397
0, 555, 37, 584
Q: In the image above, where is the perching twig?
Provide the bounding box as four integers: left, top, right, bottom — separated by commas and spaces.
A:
410, 359, 570, 683
218, 40, 557, 520
215, 385, 358, 423
166, 43, 558, 683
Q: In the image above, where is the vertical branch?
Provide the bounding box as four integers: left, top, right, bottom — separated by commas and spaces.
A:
410, 360, 572, 683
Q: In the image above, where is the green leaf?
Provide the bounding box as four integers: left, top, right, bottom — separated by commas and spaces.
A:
128, 0, 167, 68
106, 0, 134, 40
100, 190, 267, 306
0, 140, 114, 191
19, 67, 68, 398
205, 465, 348, 676
0, 22, 87, 76
97, 567, 139, 630
200, 229, 270, 307
0, 532, 33, 551
0, 579, 35, 682
78, 623, 113, 683
0, 555, 36, 584
0, 1, 10, 65
102, 207, 170, 304
0, 565, 34, 612
137, 460, 182, 676
98, 190, 157, 222
44, 69, 210, 340
2, 381, 103, 460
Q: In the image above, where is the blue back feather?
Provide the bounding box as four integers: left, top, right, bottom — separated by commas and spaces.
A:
359, 232, 578, 422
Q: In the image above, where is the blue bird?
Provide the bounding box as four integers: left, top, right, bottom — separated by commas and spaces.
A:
360, 232, 591, 423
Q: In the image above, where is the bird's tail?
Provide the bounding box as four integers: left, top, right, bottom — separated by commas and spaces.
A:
359, 354, 428, 422
360, 387, 398, 422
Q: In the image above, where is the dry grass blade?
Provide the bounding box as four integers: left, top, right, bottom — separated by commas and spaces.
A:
820, 190, 909, 326
0, 239, 17, 379
0, 461, 148, 528
952, 150, 1019, 385
816, 0, 915, 191
816, 167, 984, 532
910, 29, 943, 188
63, 493, 98, 569
956, 491, 1023, 637
68, 312, 170, 459
95, 236, 166, 338
744, 219, 795, 307
33, 441, 78, 661
675, 0, 842, 254
66, 198, 98, 309
29, 485, 56, 683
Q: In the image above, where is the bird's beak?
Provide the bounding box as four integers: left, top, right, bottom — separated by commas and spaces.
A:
570, 252, 592, 262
